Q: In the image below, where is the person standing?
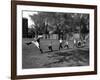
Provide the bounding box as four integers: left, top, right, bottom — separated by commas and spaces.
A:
48, 41, 53, 52
59, 39, 63, 50
73, 39, 77, 48
64, 40, 69, 49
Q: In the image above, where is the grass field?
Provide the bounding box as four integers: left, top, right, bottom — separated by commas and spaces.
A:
22, 38, 89, 69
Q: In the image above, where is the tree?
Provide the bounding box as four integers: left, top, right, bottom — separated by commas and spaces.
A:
29, 12, 89, 40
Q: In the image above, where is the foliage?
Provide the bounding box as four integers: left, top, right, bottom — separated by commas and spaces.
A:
29, 12, 89, 40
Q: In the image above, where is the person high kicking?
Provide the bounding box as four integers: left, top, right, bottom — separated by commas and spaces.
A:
25, 38, 43, 53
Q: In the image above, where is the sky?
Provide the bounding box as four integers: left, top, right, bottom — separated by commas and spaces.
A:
22, 11, 38, 28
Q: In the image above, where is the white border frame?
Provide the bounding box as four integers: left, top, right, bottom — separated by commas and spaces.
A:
17, 5, 94, 75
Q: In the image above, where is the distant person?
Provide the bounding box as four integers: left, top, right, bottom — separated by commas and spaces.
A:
59, 39, 63, 50
77, 40, 81, 47
73, 39, 77, 48
64, 40, 69, 49
25, 38, 43, 53
82, 39, 86, 46
48, 41, 53, 52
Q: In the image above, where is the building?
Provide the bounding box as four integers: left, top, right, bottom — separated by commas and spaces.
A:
22, 18, 28, 38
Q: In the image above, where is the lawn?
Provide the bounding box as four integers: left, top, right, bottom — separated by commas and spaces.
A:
22, 38, 89, 69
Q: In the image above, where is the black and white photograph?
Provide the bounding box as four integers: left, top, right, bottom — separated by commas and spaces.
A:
11, 1, 97, 79
22, 11, 90, 69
